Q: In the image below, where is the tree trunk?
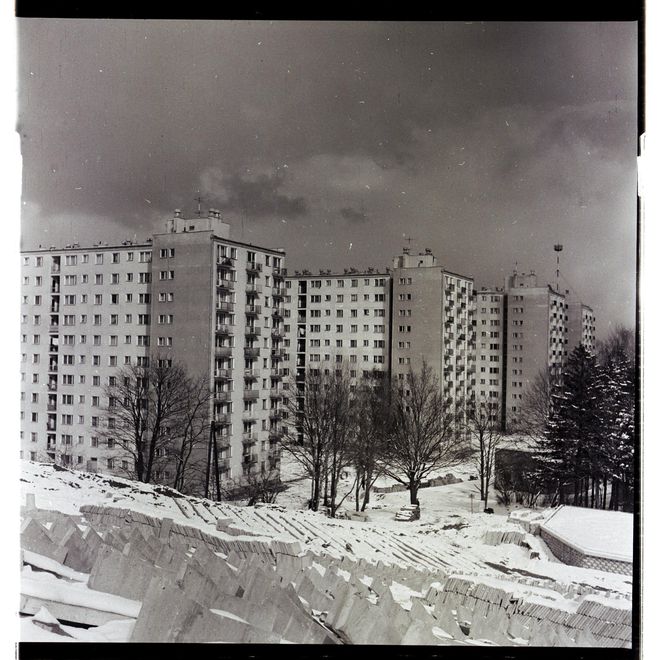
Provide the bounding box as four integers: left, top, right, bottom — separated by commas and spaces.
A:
355, 473, 361, 512
361, 468, 372, 512
602, 476, 608, 509
409, 476, 419, 506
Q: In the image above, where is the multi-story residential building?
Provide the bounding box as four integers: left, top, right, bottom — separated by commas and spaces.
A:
474, 288, 505, 427
285, 269, 390, 393
20, 209, 287, 488
390, 248, 476, 424
502, 271, 568, 427
567, 300, 596, 355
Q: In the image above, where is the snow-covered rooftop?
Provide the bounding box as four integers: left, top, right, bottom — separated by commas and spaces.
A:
540, 506, 633, 562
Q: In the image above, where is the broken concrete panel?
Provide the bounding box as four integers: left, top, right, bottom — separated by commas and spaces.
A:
88, 547, 157, 601
20, 518, 68, 564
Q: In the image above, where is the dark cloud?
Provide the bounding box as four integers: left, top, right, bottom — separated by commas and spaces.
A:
339, 206, 368, 223
199, 168, 307, 218
16, 19, 637, 338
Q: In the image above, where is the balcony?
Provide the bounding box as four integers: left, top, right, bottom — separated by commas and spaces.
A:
217, 435, 231, 450
246, 283, 263, 295
215, 324, 232, 335
214, 413, 232, 426
269, 389, 281, 399
244, 347, 260, 358
269, 409, 283, 421
245, 304, 262, 316
243, 389, 259, 400
47, 382, 58, 392
216, 278, 235, 291
244, 368, 259, 379
47, 403, 57, 412
49, 323, 59, 333
245, 325, 261, 337
48, 363, 58, 373
217, 256, 235, 267
214, 346, 233, 357
214, 368, 232, 380
51, 265, 60, 274
242, 410, 257, 421
242, 433, 257, 446
272, 308, 285, 320
268, 430, 283, 442
218, 458, 231, 472
270, 327, 284, 339
242, 453, 258, 465
270, 367, 283, 379
271, 348, 286, 360
246, 261, 263, 274
214, 391, 232, 403
48, 344, 59, 353
216, 301, 235, 313
272, 286, 286, 298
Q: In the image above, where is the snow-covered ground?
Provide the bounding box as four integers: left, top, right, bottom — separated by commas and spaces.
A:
18, 458, 633, 644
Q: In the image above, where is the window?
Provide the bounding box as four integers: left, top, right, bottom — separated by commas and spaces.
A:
94, 294, 102, 305
138, 314, 150, 325
137, 335, 150, 346
139, 251, 151, 263
159, 270, 175, 280
110, 315, 118, 325
159, 248, 175, 258
139, 273, 151, 284
95, 274, 103, 285
158, 314, 173, 324
138, 294, 151, 304
159, 292, 174, 302
65, 255, 77, 266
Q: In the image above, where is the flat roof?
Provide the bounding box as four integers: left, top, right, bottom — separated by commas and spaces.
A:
541, 505, 633, 562
286, 271, 390, 279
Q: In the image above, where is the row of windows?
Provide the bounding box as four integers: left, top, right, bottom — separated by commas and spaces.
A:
308, 324, 386, 333
308, 308, 385, 318
307, 293, 385, 303
309, 354, 385, 364
308, 339, 385, 348
23, 251, 152, 268
305, 278, 386, 289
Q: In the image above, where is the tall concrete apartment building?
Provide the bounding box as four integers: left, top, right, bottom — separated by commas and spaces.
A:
20, 209, 287, 486
390, 249, 476, 423
285, 269, 391, 380
474, 288, 506, 426
502, 271, 569, 426
567, 301, 597, 355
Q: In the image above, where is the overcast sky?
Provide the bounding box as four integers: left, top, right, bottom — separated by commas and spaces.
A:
17, 20, 637, 339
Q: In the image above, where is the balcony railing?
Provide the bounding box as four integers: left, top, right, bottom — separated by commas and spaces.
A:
215, 324, 232, 335
47, 382, 58, 392
217, 435, 231, 450
217, 256, 234, 267
242, 433, 257, 445
244, 368, 259, 379
214, 368, 232, 380
245, 304, 262, 315
269, 389, 281, 399
214, 413, 232, 426
216, 278, 235, 290
270, 367, 283, 379
214, 391, 232, 402
246, 261, 263, 273
271, 348, 286, 360
47, 403, 57, 412
218, 458, 231, 472
244, 347, 260, 358
48, 364, 58, 373
272, 287, 286, 298
51, 265, 60, 274
243, 389, 259, 400
245, 325, 261, 336
214, 346, 233, 357
269, 409, 283, 420
246, 284, 263, 295
216, 301, 235, 313
272, 308, 285, 319
242, 453, 258, 464
273, 267, 287, 278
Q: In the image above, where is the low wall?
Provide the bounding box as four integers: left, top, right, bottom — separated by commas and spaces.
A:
540, 527, 632, 577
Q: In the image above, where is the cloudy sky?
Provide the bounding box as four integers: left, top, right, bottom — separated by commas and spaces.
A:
17, 20, 637, 338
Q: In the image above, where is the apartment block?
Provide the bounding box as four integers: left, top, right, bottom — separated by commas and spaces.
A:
391, 248, 476, 422
285, 269, 390, 378
567, 301, 597, 355
20, 242, 153, 472
503, 271, 568, 427
474, 288, 506, 426
20, 209, 288, 487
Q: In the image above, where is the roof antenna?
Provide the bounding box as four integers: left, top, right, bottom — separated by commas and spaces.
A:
195, 193, 203, 218
554, 244, 563, 292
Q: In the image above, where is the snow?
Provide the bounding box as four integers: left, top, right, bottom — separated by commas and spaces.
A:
22, 550, 89, 582
21, 566, 141, 618
540, 506, 633, 561
210, 608, 249, 624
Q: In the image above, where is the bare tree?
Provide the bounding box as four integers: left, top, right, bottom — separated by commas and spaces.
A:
351, 372, 391, 511
384, 362, 470, 506
464, 396, 506, 510
509, 368, 555, 442
280, 368, 333, 511
219, 468, 285, 506
100, 359, 203, 485
166, 372, 212, 494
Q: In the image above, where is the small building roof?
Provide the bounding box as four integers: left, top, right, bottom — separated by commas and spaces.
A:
540, 505, 633, 562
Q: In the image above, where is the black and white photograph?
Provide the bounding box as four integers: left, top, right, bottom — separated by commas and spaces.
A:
12, 10, 643, 653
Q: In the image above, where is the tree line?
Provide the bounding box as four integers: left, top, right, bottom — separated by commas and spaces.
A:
510, 327, 636, 512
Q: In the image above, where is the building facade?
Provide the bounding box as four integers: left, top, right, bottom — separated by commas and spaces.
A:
567, 301, 597, 355
390, 249, 476, 425
20, 210, 287, 488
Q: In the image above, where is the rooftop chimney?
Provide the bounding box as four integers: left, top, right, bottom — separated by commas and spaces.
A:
174, 209, 182, 218
402, 247, 410, 255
